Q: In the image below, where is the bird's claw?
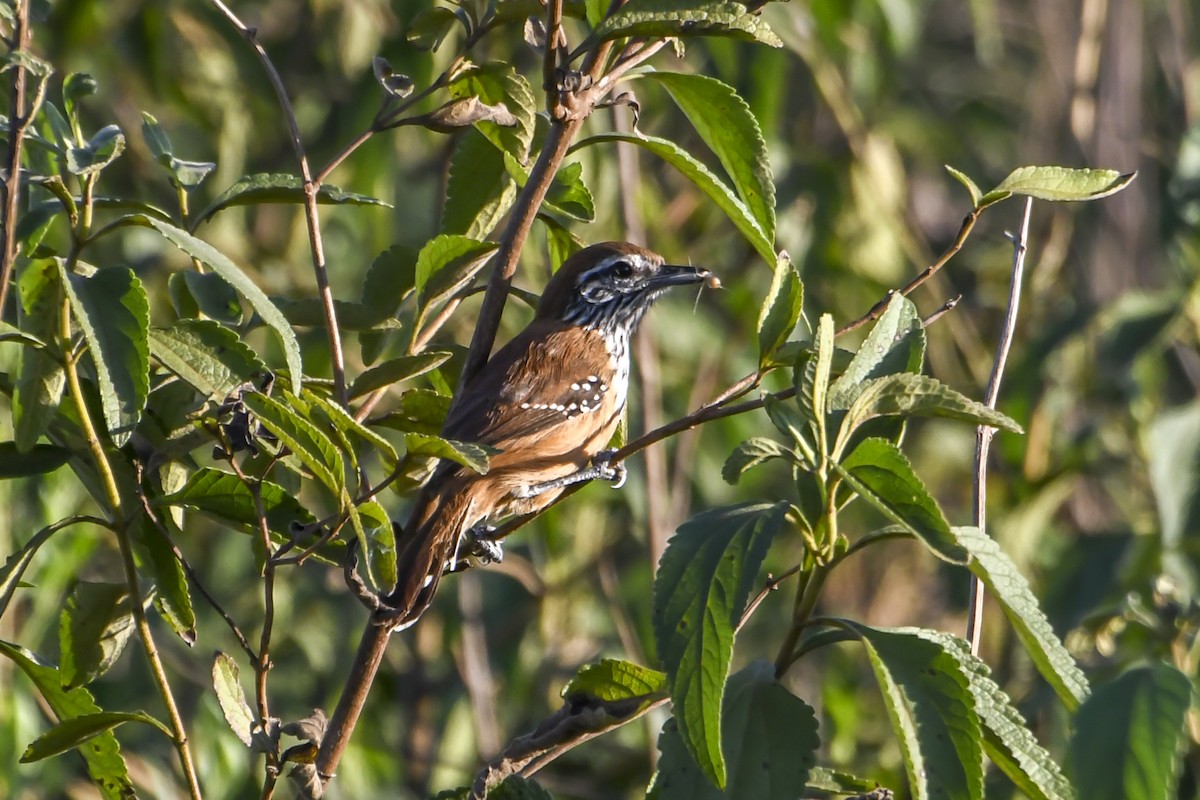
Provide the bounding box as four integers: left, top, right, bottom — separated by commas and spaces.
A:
593, 449, 627, 489
461, 525, 503, 566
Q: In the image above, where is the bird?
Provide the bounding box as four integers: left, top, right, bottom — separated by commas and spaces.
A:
385, 241, 713, 626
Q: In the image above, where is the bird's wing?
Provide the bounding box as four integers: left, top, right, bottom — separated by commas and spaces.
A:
442, 321, 622, 458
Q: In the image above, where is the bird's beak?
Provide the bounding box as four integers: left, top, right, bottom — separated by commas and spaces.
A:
648, 264, 714, 289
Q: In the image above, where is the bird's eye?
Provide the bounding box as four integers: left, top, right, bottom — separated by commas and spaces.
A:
611, 260, 634, 279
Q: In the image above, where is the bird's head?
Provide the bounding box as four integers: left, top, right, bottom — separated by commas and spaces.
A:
537, 242, 713, 334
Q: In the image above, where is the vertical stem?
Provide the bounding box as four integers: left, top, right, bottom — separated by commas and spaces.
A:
0, 0, 33, 320
967, 197, 1033, 655
60, 303, 204, 799
460, 115, 585, 384
314, 622, 393, 786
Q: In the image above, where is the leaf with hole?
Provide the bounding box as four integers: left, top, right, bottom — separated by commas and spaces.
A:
0, 641, 134, 798
653, 503, 789, 787
21, 710, 170, 763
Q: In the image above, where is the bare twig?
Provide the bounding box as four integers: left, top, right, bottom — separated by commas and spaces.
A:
206, 0, 348, 404
837, 209, 981, 336
0, 0, 34, 320
967, 197, 1033, 655
470, 694, 669, 798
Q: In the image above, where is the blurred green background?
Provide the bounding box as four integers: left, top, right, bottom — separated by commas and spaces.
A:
2, 0, 1198, 797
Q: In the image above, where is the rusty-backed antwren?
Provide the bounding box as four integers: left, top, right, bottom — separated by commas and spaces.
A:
388, 241, 713, 624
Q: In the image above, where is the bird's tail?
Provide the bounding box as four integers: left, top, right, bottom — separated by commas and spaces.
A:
388, 483, 475, 627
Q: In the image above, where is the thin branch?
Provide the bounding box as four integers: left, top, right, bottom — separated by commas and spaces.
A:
837, 209, 981, 336
0, 0, 34, 320
967, 197, 1033, 656
206, 0, 348, 404
470, 695, 669, 798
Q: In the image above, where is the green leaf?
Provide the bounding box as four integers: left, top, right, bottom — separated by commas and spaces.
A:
641, 71, 776, 244
373, 389, 452, 434
212, 651, 257, 748
137, 216, 303, 390
0, 442, 72, 477
22, 710, 170, 763
304, 389, 398, 466
360, 244, 419, 324
241, 393, 345, 493
564, 659, 667, 704
348, 351, 455, 400
194, 172, 389, 226
989, 166, 1137, 202
803, 768, 880, 795
60, 264, 150, 447
653, 502, 789, 788
1, 521, 78, 619
443, 127, 517, 239
65, 124, 125, 176
755, 252, 801, 365
148, 319, 267, 400
59, 582, 136, 688
828, 293, 924, 410
954, 526, 1089, 710
650, 661, 819, 799
721, 437, 795, 484
141, 112, 214, 188
945, 165, 983, 207
62, 73, 98, 135
406, 5, 463, 50
180, 271, 243, 322
447, 61, 536, 160
414, 236, 499, 333
836, 622, 983, 800
1146, 402, 1200, 549
545, 161, 595, 221
837, 438, 966, 564
840, 373, 1022, 450
0, 318, 48, 347
140, 111, 173, 161
915, 630, 1074, 800
130, 515, 196, 644
576, 132, 775, 264
0, 641, 135, 798
156, 467, 317, 535
358, 500, 396, 590
596, 0, 782, 47
1068, 663, 1191, 800
13, 260, 66, 452
404, 433, 491, 474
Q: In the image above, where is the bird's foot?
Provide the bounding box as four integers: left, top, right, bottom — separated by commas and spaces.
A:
592, 449, 627, 489
459, 525, 503, 566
